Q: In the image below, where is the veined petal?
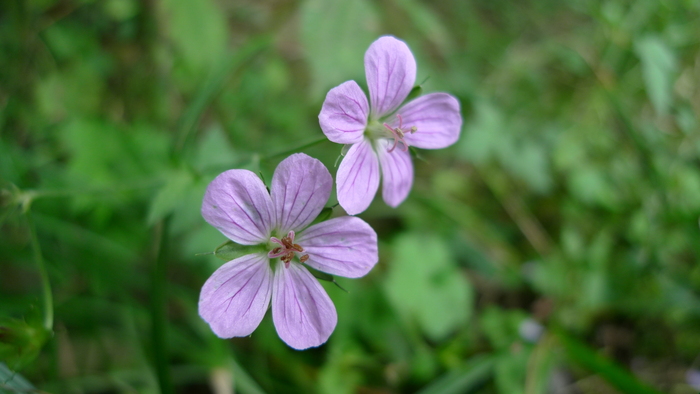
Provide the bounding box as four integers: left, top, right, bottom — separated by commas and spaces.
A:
199, 253, 273, 338
365, 36, 417, 118
336, 139, 380, 215
396, 93, 462, 149
296, 217, 378, 278
319, 81, 369, 144
376, 140, 414, 207
271, 153, 332, 235
202, 170, 275, 245
272, 262, 337, 350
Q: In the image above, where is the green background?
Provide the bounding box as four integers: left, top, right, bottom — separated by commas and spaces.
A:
2, 0, 700, 393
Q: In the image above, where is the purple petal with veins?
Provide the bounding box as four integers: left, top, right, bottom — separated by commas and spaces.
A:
296, 216, 378, 278
199, 253, 273, 338
376, 139, 414, 207
336, 139, 380, 215
319, 81, 369, 144
397, 93, 462, 149
272, 262, 337, 350
199, 153, 380, 349
271, 154, 332, 235
201, 169, 275, 245
365, 36, 417, 118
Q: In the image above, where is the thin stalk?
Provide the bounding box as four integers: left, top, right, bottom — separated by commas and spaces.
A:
260, 136, 329, 163
174, 37, 272, 155
27, 213, 53, 331
150, 218, 173, 393
21, 181, 159, 200
477, 170, 552, 256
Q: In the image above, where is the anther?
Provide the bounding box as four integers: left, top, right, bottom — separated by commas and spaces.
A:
382, 114, 415, 153
268, 230, 310, 268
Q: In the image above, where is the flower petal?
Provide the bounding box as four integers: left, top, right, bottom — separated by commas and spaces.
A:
202, 170, 275, 245
396, 93, 463, 149
271, 153, 332, 235
336, 139, 380, 215
272, 262, 337, 350
199, 253, 273, 338
296, 216, 378, 278
376, 140, 414, 207
365, 36, 417, 118
319, 81, 369, 144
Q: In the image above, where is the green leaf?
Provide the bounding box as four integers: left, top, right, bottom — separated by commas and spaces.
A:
230, 357, 269, 394
525, 336, 558, 394
174, 37, 271, 152
306, 265, 347, 292
404, 85, 423, 103
458, 101, 508, 165
567, 166, 616, 207
147, 169, 194, 225
300, 0, 379, 99
213, 240, 266, 262
0, 318, 49, 370
35, 63, 104, 119
160, 0, 228, 86
494, 351, 528, 394
309, 206, 334, 226
479, 306, 528, 350
384, 233, 473, 341
556, 329, 664, 394
635, 35, 677, 115
193, 125, 238, 172
103, 0, 139, 21
392, 0, 453, 56
415, 354, 495, 394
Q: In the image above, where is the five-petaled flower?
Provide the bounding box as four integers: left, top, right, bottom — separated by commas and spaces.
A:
199, 153, 378, 350
319, 36, 463, 215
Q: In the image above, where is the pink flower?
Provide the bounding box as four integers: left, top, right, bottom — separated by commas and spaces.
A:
199, 153, 378, 350
319, 36, 462, 215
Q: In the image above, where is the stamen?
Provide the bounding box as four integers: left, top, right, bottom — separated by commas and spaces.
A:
268, 230, 310, 268
382, 114, 415, 153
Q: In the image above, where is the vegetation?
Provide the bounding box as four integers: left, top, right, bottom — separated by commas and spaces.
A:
1, 0, 699, 392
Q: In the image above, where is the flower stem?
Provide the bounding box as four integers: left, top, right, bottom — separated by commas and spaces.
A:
150, 218, 173, 393
260, 136, 329, 163
27, 213, 53, 331
174, 36, 272, 155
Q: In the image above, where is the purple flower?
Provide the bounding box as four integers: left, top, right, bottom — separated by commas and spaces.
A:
319, 36, 462, 215
199, 153, 378, 350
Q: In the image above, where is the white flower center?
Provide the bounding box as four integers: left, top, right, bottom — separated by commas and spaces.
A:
365, 114, 416, 152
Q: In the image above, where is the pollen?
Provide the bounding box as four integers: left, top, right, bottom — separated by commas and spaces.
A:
268, 231, 310, 268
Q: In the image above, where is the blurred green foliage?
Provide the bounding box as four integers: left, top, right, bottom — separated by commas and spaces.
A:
1, 0, 700, 393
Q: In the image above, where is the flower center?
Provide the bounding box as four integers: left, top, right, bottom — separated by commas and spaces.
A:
268, 231, 309, 268
366, 114, 417, 153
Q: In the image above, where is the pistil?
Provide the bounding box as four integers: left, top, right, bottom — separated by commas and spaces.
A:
268, 231, 309, 268
383, 114, 417, 152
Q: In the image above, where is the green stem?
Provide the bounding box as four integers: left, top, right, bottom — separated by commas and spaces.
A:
555, 328, 664, 394
260, 136, 329, 163
23, 180, 159, 200
174, 37, 272, 155
151, 218, 173, 393
27, 213, 53, 331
